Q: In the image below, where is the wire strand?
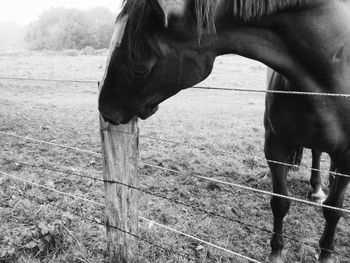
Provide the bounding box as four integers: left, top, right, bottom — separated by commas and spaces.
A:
2, 76, 350, 97
0, 131, 101, 157
0, 76, 97, 84
192, 86, 350, 97
0, 170, 102, 207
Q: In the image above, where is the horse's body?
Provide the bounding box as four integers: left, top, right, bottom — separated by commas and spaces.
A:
265, 69, 338, 203
99, 0, 350, 262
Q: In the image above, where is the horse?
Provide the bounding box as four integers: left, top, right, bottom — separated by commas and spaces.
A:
98, 1, 350, 262
265, 69, 337, 204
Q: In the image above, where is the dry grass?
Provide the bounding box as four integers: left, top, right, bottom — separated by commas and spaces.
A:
0, 51, 349, 262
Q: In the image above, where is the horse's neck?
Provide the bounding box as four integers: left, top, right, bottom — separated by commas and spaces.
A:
216, 0, 350, 94
270, 0, 350, 93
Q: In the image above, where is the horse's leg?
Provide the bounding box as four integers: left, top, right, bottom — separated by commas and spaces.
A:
319, 156, 350, 263
310, 150, 326, 203
265, 134, 292, 263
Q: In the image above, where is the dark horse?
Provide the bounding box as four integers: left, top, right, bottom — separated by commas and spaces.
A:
266, 69, 337, 204
99, 0, 350, 262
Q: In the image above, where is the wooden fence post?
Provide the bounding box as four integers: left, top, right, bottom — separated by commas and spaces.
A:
99, 102, 139, 262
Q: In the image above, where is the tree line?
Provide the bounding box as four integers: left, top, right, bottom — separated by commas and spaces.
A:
25, 7, 116, 50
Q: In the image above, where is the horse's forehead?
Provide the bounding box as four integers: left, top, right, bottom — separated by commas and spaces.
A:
161, 0, 188, 17
100, 16, 128, 90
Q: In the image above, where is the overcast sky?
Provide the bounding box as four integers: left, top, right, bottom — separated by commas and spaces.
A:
1, 0, 123, 25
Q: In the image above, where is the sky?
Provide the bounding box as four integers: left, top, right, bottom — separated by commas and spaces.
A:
1, 0, 123, 25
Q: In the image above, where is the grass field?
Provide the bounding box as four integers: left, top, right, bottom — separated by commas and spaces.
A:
0, 51, 349, 263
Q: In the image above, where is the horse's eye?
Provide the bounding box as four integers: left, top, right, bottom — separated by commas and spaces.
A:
135, 67, 150, 75
132, 64, 151, 76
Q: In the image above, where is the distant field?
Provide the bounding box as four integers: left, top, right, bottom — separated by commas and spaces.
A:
0, 51, 349, 263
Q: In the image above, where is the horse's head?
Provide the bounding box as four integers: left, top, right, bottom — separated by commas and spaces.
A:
99, 0, 218, 124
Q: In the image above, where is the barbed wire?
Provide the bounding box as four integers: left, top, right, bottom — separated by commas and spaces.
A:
4, 158, 350, 259
0, 119, 338, 182
3, 166, 350, 260
0, 126, 342, 186
1, 131, 350, 214
0, 169, 264, 263
0, 128, 346, 182
112, 128, 343, 179
0, 114, 338, 182
2, 76, 350, 97
4, 159, 320, 249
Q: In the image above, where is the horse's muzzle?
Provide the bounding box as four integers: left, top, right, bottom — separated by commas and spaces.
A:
99, 108, 124, 125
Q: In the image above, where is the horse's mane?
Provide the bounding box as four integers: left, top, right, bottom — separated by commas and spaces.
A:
227, 0, 312, 21
118, 0, 215, 37
118, 0, 315, 29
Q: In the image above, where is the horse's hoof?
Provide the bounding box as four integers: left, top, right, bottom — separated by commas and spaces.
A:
311, 189, 326, 204
268, 254, 283, 263
312, 195, 327, 204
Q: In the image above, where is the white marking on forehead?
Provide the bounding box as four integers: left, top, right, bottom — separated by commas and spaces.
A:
110, 15, 128, 51
99, 16, 128, 93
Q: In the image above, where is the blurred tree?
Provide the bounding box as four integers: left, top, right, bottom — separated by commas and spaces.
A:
25, 7, 115, 50
87, 7, 116, 49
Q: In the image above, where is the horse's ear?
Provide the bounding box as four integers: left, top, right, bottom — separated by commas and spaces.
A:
147, 0, 169, 27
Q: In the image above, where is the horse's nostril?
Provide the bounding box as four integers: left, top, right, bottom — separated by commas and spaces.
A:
102, 115, 117, 125
99, 108, 124, 125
